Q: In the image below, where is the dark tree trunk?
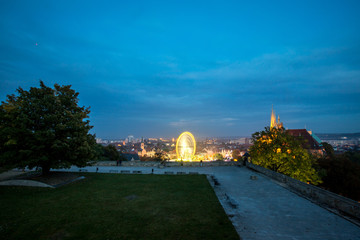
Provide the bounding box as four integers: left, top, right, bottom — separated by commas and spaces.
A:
42, 165, 51, 176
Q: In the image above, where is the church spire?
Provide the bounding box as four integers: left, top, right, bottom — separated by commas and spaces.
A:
270, 105, 283, 129
270, 105, 276, 129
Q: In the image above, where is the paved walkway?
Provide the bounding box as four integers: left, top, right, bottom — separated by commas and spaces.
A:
212, 166, 360, 240
2, 165, 360, 239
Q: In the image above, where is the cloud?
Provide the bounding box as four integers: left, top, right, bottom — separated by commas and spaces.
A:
1, 8, 359, 138
222, 118, 238, 121
164, 48, 360, 85
157, 48, 360, 105
169, 119, 191, 127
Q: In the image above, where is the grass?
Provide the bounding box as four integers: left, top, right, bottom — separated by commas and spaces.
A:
0, 173, 239, 240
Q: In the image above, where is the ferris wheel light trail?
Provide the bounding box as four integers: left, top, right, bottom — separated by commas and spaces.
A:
176, 131, 196, 161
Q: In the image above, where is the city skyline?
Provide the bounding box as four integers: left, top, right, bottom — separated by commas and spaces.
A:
1, 1, 360, 138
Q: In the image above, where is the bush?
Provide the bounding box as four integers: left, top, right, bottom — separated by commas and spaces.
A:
317, 154, 360, 201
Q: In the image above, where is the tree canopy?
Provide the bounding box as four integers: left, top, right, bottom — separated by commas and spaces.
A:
96, 144, 126, 161
249, 127, 321, 185
0, 81, 96, 174
316, 144, 360, 201
232, 149, 241, 160
213, 153, 224, 161
317, 154, 360, 201
322, 142, 335, 159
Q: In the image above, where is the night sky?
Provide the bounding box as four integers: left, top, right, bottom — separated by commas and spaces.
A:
1, 1, 360, 139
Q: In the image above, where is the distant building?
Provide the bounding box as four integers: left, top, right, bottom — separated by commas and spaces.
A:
230, 137, 251, 145
286, 129, 321, 149
126, 135, 135, 143
137, 142, 147, 157
96, 138, 109, 144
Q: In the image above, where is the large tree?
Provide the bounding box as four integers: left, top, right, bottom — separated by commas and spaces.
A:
232, 149, 241, 160
249, 127, 321, 185
0, 81, 96, 175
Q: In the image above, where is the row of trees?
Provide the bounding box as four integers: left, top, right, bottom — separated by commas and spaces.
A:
249, 127, 360, 201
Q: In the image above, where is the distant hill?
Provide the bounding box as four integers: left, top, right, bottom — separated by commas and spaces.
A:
316, 133, 360, 140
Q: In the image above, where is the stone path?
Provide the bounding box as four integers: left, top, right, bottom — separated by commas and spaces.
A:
2, 165, 360, 239
211, 166, 360, 240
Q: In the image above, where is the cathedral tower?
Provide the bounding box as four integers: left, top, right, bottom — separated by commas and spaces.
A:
270, 105, 283, 129
270, 105, 277, 129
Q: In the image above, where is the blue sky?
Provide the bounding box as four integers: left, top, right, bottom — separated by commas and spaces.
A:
1, 0, 360, 138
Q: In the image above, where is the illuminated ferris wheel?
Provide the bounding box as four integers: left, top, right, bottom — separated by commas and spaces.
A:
176, 131, 196, 161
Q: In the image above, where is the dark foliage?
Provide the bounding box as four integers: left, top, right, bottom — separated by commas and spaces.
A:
103, 145, 120, 161
94, 144, 126, 161
213, 153, 224, 161
232, 149, 241, 160
0, 81, 96, 175
317, 144, 360, 201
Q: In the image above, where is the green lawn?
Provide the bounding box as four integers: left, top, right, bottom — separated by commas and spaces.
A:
0, 173, 239, 240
